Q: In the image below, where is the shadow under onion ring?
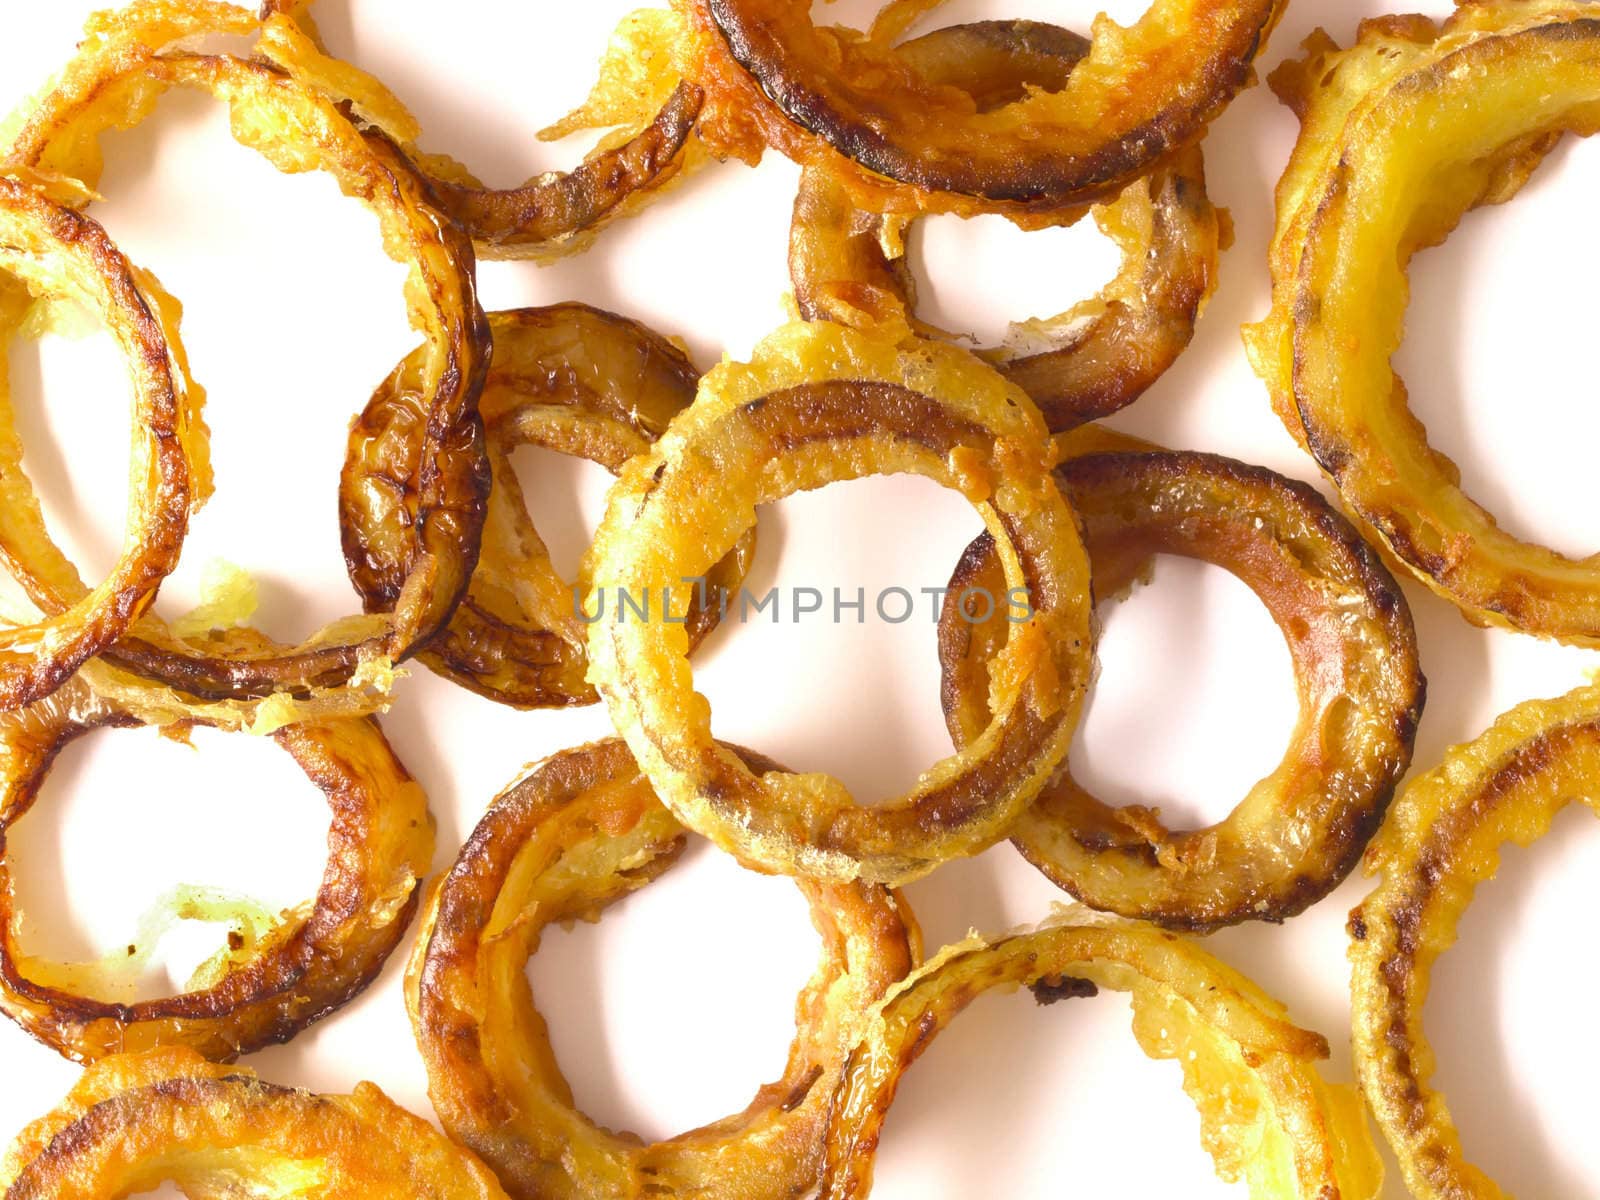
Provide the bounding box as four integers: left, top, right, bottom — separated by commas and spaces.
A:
1, 0, 491, 708
789, 21, 1224, 434
0, 676, 433, 1064
351, 305, 754, 709
939, 432, 1424, 931
0, 1048, 510, 1199
583, 320, 1093, 886
406, 737, 920, 1200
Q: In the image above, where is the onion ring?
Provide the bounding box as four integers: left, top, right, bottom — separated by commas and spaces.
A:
584, 319, 1092, 885
407, 737, 920, 1200
1349, 683, 1600, 1199
0, 1047, 510, 1198
788, 20, 1224, 433
1, 0, 491, 705
679, 0, 1286, 217
1245, 3, 1600, 644
0, 174, 194, 712
819, 912, 1383, 1199
939, 436, 1424, 930
0, 676, 432, 1063
350, 305, 754, 709
257, 1, 707, 261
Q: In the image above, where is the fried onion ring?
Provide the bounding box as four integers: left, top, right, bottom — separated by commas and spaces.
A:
1349, 683, 1600, 1199
258, 1, 707, 261
819, 912, 1382, 1199
1, 0, 491, 704
0, 174, 195, 712
407, 737, 919, 1200
680, 0, 1285, 217
584, 320, 1092, 885
939, 437, 1424, 930
350, 305, 754, 709
1245, 4, 1600, 644
0, 676, 432, 1063
0, 1047, 510, 1199
788, 20, 1224, 433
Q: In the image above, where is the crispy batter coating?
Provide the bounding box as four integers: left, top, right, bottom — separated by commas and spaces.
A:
1245, 2, 1600, 643
584, 320, 1092, 885
940, 436, 1424, 930
0, 677, 432, 1063
0, 175, 194, 712
677, 0, 1285, 218
257, 2, 709, 261
789, 22, 1224, 432
408, 738, 920, 1200
0, 0, 491, 712
1350, 683, 1600, 1199
819, 912, 1382, 1198
348, 305, 753, 708
0, 1047, 510, 1198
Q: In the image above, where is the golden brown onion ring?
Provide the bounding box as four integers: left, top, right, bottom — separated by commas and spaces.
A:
1349, 683, 1600, 1199
0, 676, 432, 1063
351, 305, 753, 709
0, 174, 194, 712
940, 438, 1424, 930
584, 320, 1092, 885
819, 912, 1382, 1199
1245, 4, 1600, 644
789, 21, 1224, 432
258, 1, 707, 261
680, 0, 1285, 217
0, 1047, 510, 1198
407, 737, 920, 1200
1, 0, 490, 705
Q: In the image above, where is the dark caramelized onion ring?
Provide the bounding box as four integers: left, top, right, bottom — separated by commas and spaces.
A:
349, 305, 754, 708
408, 738, 919, 1200
940, 439, 1423, 930
0, 677, 433, 1063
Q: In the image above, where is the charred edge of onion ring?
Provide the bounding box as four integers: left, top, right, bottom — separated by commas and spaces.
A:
348, 304, 754, 709
939, 441, 1423, 931
257, 2, 706, 261
818, 913, 1383, 1199
0, 175, 191, 712
583, 320, 1092, 886
407, 737, 919, 1200
683, 0, 1284, 215
0, 676, 433, 1063
1, 1, 491, 703
0, 1047, 510, 1198
1349, 683, 1600, 1200
1245, 3, 1600, 644
788, 20, 1222, 433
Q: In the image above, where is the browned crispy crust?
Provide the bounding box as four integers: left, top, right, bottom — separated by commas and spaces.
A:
260, 0, 706, 260
682, 0, 1285, 217
407, 738, 920, 1200
348, 305, 753, 708
1350, 684, 1600, 1199
788, 21, 1223, 433
940, 442, 1423, 931
584, 322, 1092, 884
0, 678, 433, 1063
0, 176, 192, 712
1, 4, 490, 703
0, 1048, 510, 1198
818, 915, 1382, 1198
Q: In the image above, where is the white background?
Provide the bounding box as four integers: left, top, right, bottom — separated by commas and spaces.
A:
1, 2, 1598, 1196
